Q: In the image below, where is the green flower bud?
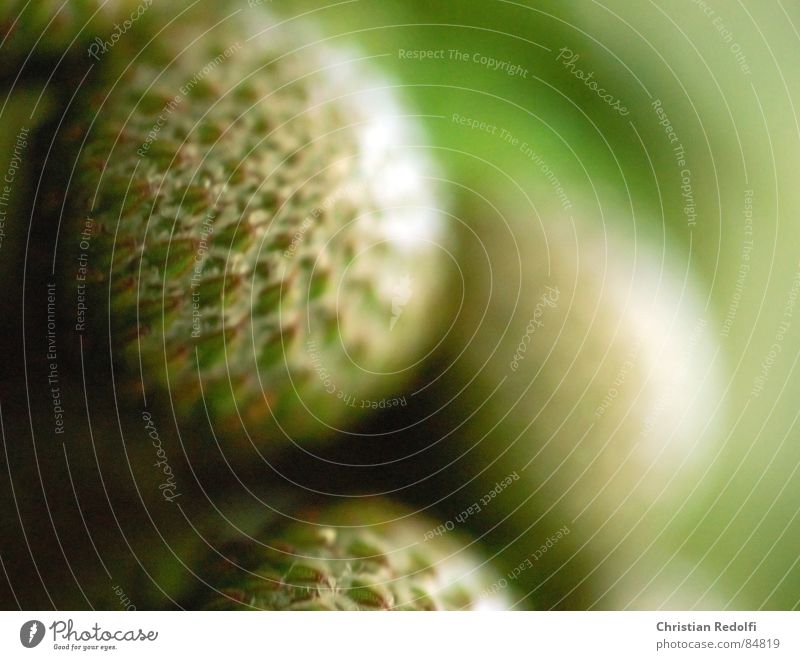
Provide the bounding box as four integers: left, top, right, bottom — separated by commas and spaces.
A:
189, 499, 511, 611
63, 7, 447, 456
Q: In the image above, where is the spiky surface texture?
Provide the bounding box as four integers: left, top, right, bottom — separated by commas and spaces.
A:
193, 500, 508, 611
66, 7, 445, 449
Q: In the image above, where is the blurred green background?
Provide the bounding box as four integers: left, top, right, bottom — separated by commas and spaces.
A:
2, 0, 800, 610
